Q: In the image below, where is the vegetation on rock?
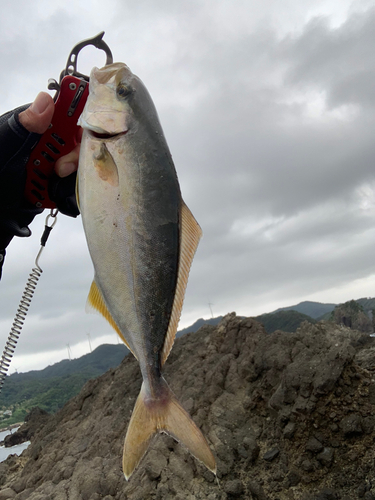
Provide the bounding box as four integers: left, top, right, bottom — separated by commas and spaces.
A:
330, 299, 372, 333
254, 309, 316, 333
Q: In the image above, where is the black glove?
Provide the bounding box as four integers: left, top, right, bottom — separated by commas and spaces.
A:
48, 171, 80, 218
0, 105, 43, 277
0, 104, 79, 278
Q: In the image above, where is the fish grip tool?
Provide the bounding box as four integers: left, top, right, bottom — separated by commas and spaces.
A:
0, 33, 113, 391
0, 210, 58, 392
24, 31, 113, 209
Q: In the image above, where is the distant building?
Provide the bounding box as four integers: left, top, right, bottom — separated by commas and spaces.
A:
3, 410, 12, 416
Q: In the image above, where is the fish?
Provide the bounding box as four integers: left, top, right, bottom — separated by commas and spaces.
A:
77, 62, 216, 480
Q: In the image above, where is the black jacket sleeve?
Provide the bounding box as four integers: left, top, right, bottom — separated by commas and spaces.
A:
0, 105, 43, 278
0, 105, 79, 279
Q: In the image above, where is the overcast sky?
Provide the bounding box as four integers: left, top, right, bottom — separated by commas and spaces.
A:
1, 0, 375, 372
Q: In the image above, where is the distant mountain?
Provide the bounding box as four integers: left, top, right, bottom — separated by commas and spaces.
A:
254, 310, 316, 334
271, 297, 375, 326
176, 316, 223, 338
273, 300, 337, 319
12, 343, 129, 382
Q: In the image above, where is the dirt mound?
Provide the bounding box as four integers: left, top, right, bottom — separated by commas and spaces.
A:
0, 314, 375, 499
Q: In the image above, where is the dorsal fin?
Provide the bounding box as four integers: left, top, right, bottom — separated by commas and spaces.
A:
161, 200, 202, 366
87, 279, 137, 359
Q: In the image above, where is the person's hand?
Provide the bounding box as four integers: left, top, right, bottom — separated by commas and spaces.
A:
18, 91, 80, 178
0, 91, 81, 277
16, 92, 81, 218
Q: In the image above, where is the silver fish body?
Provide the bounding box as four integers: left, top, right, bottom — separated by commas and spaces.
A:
77, 63, 215, 479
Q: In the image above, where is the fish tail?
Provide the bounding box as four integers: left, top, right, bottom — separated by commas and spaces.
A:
123, 379, 216, 480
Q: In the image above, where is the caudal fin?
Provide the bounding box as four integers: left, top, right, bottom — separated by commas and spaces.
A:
123, 380, 216, 480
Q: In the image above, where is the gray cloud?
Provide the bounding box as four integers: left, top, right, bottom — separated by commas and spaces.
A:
1, 0, 375, 372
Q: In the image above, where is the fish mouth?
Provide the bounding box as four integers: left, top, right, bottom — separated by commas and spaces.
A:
89, 130, 128, 140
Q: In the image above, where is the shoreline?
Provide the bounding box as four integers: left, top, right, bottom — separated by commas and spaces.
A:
0, 423, 22, 433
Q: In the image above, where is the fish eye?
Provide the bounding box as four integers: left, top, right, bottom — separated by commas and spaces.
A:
116, 83, 132, 100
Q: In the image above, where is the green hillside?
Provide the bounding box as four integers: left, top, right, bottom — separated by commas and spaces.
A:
356, 297, 375, 318
12, 343, 129, 382
0, 344, 128, 425
255, 310, 317, 333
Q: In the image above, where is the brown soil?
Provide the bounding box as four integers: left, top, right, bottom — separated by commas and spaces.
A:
0, 314, 375, 499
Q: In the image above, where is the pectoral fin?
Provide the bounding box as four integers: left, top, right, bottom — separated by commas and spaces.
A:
94, 143, 119, 186
86, 279, 136, 358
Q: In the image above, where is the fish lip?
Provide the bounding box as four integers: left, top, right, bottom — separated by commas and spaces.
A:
88, 130, 128, 140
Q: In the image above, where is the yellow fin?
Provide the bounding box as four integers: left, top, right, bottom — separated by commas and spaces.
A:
87, 280, 136, 358
123, 380, 216, 480
94, 143, 119, 186
161, 200, 202, 366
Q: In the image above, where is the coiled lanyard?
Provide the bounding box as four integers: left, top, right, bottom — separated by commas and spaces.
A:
0, 209, 58, 391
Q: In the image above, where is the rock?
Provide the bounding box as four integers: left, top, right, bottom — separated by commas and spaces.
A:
13, 488, 35, 500
224, 480, 244, 496
144, 449, 167, 479
248, 481, 269, 500
4, 407, 50, 448
0, 488, 16, 499
263, 448, 280, 461
0, 464, 7, 488
316, 447, 334, 467
0, 316, 374, 499
169, 452, 194, 483
357, 483, 367, 497
305, 436, 324, 453
362, 416, 375, 434
243, 436, 260, 462
340, 414, 363, 436
314, 489, 339, 500
301, 459, 314, 472
283, 422, 296, 439
286, 471, 300, 486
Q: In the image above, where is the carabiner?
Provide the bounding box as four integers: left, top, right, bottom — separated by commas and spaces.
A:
59, 31, 113, 82
45, 208, 58, 229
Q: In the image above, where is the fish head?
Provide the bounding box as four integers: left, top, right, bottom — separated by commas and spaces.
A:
78, 62, 139, 136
